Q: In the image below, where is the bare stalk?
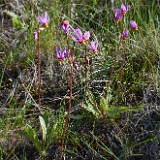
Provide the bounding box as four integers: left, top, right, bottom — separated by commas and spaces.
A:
37, 30, 42, 114
106, 29, 121, 94
59, 60, 73, 160
84, 47, 89, 93
120, 14, 126, 82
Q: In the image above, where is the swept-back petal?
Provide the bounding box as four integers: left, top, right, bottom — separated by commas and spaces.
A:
56, 47, 61, 58
38, 12, 49, 24
91, 41, 95, 48
83, 31, 90, 40
61, 48, 66, 58
130, 20, 138, 29
95, 42, 98, 49
115, 9, 121, 19
70, 35, 79, 43
74, 28, 83, 39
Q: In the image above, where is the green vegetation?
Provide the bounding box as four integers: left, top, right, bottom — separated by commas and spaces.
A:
0, 0, 160, 159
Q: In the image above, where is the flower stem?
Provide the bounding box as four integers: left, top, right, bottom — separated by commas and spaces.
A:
120, 40, 126, 81
59, 61, 73, 160
37, 30, 42, 114
106, 29, 121, 95
120, 15, 126, 82
84, 47, 89, 92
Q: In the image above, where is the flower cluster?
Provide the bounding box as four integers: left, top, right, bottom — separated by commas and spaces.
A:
55, 19, 99, 64
114, 3, 138, 42
115, 3, 128, 24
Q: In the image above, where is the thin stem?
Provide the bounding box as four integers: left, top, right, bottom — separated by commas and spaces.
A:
59, 61, 73, 160
120, 15, 126, 82
122, 15, 125, 33
84, 47, 89, 92
106, 31, 121, 95
37, 30, 42, 114
120, 40, 127, 81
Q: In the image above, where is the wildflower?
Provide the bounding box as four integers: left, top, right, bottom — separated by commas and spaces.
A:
130, 20, 138, 30
121, 3, 128, 15
71, 28, 90, 45
88, 41, 98, 55
38, 12, 50, 28
60, 20, 70, 35
115, 9, 122, 24
122, 30, 128, 42
65, 49, 70, 58
56, 47, 66, 64
33, 31, 38, 40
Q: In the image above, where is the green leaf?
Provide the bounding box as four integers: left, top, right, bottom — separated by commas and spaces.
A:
100, 96, 109, 112
120, 104, 144, 112
4, 10, 22, 29
82, 101, 100, 118
92, 134, 119, 160
12, 18, 22, 29
107, 107, 121, 119
39, 116, 47, 143
129, 137, 155, 150
88, 92, 97, 106
4, 10, 18, 19
46, 124, 55, 149
42, 111, 49, 128
25, 124, 41, 152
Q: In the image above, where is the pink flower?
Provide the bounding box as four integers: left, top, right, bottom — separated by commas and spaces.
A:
121, 3, 128, 15
56, 47, 66, 64
115, 9, 122, 23
122, 30, 129, 42
60, 20, 70, 35
38, 12, 50, 28
33, 31, 38, 40
88, 41, 98, 55
71, 28, 90, 45
130, 20, 138, 30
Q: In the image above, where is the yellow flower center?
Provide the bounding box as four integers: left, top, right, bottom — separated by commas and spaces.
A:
122, 11, 126, 16
58, 59, 63, 64
94, 50, 98, 55
116, 19, 120, 24
63, 20, 68, 25
81, 38, 87, 45
43, 23, 48, 28
134, 27, 138, 31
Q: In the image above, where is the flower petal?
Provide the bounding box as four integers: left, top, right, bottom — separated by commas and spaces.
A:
83, 31, 90, 40
74, 28, 83, 39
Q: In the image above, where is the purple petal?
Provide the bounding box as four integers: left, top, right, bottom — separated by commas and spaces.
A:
121, 3, 126, 12
56, 47, 60, 58
115, 9, 121, 19
74, 28, 83, 39
130, 20, 138, 29
65, 49, 70, 58
70, 35, 79, 43
38, 12, 49, 24
95, 42, 98, 49
122, 30, 128, 38
83, 31, 90, 40
43, 12, 49, 22
61, 48, 66, 58
33, 31, 38, 40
